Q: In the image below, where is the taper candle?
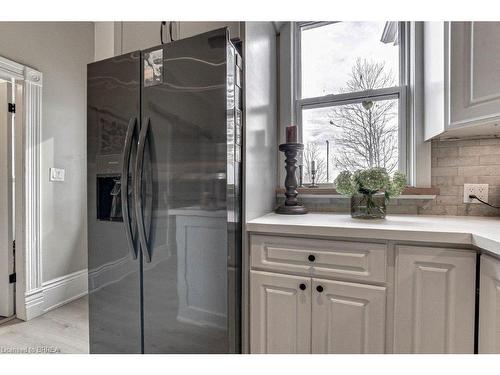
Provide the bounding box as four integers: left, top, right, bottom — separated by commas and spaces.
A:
286, 125, 298, 143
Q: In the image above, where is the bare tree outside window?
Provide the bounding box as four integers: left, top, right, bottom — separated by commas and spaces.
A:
301, 58, 399, 184
329, 59, 398, 173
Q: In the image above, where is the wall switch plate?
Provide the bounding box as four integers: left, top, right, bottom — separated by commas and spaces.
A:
49, 167, 65, 182
463, 183, 488, 204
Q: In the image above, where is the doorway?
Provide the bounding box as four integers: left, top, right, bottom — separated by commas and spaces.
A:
0, 78, 15, 322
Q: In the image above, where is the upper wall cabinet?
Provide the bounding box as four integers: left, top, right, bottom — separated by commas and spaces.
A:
177, 22, 242, 41
100, 22, 243, 58
424, 22, 500, 140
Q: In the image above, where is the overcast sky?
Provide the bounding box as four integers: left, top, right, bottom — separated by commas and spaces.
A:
301, 21, 399, 98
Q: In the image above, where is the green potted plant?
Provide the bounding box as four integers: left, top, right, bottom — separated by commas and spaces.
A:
334, 167, 406, 219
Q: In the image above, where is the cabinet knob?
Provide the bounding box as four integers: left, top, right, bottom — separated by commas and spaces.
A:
316, 285, 324, 293
308, 254, 316, 262
299, 283, 307, 291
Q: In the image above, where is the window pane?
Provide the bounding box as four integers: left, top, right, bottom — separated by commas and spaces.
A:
300, 22, 400, 98
301, 98, 399, 184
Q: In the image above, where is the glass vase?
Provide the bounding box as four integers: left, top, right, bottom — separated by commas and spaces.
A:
350, 192, 386, 219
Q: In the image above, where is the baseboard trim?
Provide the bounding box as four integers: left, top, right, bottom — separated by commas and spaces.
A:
42, 269, 88, 314
24, 288, 44, 320
24, 269, 88, 320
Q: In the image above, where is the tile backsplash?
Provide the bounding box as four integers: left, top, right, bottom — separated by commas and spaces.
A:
427, 137, 500, 216
277, 137, 500, 216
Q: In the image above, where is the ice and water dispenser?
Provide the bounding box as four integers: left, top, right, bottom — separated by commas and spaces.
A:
96, 148, 125, 222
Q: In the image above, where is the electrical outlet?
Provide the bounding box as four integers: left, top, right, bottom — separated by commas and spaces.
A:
463, 183, 488, 204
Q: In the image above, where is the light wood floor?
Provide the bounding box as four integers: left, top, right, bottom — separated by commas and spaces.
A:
0, 296, 89, 354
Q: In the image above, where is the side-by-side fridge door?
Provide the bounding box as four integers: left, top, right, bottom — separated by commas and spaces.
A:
87, 52, 142, 353
139, 28, 234, 353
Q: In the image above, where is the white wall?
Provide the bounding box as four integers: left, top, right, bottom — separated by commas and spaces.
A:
0, 22, 94, 283
120, 22, 163, 54
241, 21, 278, 352
243, 22, 278, 222
94, 22, 115, 61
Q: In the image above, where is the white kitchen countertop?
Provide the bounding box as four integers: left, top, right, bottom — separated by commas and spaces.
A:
247, 213, 500, 257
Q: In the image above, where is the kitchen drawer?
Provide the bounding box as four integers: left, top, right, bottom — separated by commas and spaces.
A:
250, 235, 387, 283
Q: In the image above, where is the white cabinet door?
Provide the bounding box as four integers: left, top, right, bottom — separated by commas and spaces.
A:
393, 246, 476, 353
178, 22, 242, 41
449, 22, 500, 130
311, 278, 386, 354
479, 255, 500, 353
424, 22, 500, 139
250, 270, 311, 353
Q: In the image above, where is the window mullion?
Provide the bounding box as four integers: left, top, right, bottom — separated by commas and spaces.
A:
298, 86, 403, 108
299, 89, 402, 112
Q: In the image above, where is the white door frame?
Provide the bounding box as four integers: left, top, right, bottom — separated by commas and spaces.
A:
0, 55, 42, 321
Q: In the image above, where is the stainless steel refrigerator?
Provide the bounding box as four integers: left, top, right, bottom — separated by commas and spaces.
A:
87, 28, 242, 354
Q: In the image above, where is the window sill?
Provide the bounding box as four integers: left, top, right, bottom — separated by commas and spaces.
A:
275, 187, 439, 200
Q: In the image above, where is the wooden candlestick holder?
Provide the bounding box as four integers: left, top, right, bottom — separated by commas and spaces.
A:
276, 143, 308, 215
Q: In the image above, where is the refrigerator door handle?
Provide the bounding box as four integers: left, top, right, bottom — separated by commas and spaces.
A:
134, 117, 152, 263
121, 117, 138, 260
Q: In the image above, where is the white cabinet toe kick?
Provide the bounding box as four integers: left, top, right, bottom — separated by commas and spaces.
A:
247, 228, 500, 354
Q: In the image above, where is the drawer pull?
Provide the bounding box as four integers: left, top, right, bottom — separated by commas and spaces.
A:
308, 254, 316, 262
316, 285, 324, 293
299, 283, 307, 291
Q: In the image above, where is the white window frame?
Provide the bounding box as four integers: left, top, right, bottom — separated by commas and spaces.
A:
294, 21, 409, 185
